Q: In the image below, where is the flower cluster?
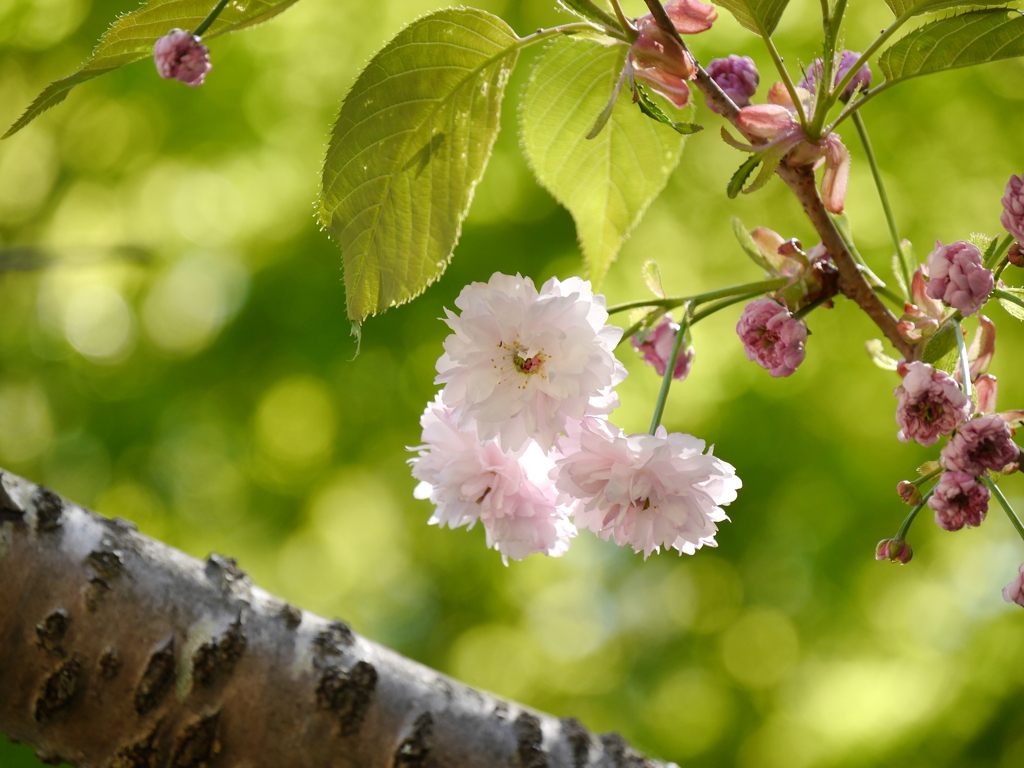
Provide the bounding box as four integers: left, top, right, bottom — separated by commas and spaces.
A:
410, 273, 741, 562
736, 297, 807, 378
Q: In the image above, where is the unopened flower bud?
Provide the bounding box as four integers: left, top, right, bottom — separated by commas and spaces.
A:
1008, 242, 1024, 268
925, 240, 994, 317
705, 55, 759, 113
630, 25, 696, 80
1002, 563, 1024, 607
1002, 174, 1024, 243
897, 481, 923, 505
153, 29, 212, 87
875, 538, 913, 564
799, 50, 871, 102
632, 315, 695, 380
777, 238, 802, 256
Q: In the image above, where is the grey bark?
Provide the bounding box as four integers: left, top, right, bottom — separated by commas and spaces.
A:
0, 469, 671, 768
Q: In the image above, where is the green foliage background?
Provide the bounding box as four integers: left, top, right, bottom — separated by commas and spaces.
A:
2, 0, 1024, 765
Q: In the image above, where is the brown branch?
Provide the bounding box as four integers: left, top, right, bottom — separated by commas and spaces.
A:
640, 0, 915, 359
0, 469, 671, 768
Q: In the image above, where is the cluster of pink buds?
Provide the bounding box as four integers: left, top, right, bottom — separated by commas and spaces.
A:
410, 273, 741, 563
625, 0, 717, 109
153, 29, 212, 87
705, 55, 759, 113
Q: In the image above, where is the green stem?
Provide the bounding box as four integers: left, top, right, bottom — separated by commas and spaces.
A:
851, 111, 907, 296
912, 465, 943, 488
986, 233, 1014, 270
516, 21, 626, 46
649, 303, 691, 434
193, 0, 232, 36
994, 258, 1011, 282
994, 287, 1024, 313
763, 36, 808, 127
690, 292, 761, 323
954, 319, 972, 400
608, 0, 636, 36
792, 293, 832, 320
615, 317, 646, 350
607, 278, 787, 315
984, 475, 1024, 544
896, 487, 934, 541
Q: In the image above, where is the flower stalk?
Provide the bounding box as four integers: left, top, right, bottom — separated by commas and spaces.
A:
649, 302, 692, 433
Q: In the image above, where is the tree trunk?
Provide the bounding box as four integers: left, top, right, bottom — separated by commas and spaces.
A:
0, 469, 670, 768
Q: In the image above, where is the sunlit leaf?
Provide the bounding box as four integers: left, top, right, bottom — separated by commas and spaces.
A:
642, 259, 665, 298
715, 0, 791, 36
318, 8, 519, 325
865, 339, 899, 370
878, 10, 1024, 85
997, 286, 1024, 321
727, 153, 763, 199
520, 37, 687, 286
884, 0, 1011, 18
732, 216, 771, 271
634, 84, 703, 135
557, 0, 619, 28
921, 320, 958, 371
4, 0, 301, 138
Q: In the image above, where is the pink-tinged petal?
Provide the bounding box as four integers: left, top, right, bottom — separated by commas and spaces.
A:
999, 410, 1024, 429
940, 413, 1020, 474
968, 315, 996, 379
664, 0, 718, 33
976, 374, 998, 415
736, 103, 798, 139
911, 267, 947, 320
820, 133, 850, 214
633, 66, 693, 108
630, 26, 696, 80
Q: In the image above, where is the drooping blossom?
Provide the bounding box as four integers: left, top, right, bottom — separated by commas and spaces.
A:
626, 0, 717, 109
705, 55, 759, 113
798, 50, 871, 102
631, 314, 694, 380
875, 538, 913, 564
897, 266, 947, 343
1001, 174, 1024, 243
1001, 563, 1024, 607
729, 83, 851, 213
928, 471, 990, 531
409, 394, 576, 563
736, 297, 807, 377
435, 273, 626, 453
153, 29, 212, 87
940, 413, 1020, 475
893, 362, 971, 446
554, 419, 740, 559
924, 240, 994, 317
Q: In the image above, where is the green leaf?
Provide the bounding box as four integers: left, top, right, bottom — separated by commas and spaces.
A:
996, 286, 1024, 321
865, 339, 899, 370
318, 9, 519, 325
4, 0, 301, 138
642, 259, 665, 298
520, 37, 687, 286
634, 84, 703, 135
921, 320, 958, 372
715, 0, 792, 36
884, 0, 1012, 18
728, 154, 763, 199
878, 10, 1024, 86
731, 216, 772, 271
557, 0, 619, 29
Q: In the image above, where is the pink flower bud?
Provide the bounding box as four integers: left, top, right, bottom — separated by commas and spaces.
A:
153, 29, 212, 87
630, 25, 695, 80
924, 240, 994, 317
799, 51, 872, 102
1001, 174, 1024, 243
632, 315, 695, 380
897, 481, 923, 505
976, 374, 999, 416
705, 55, 759, 113
637, 0, 719, 34
928, 471, 989, 531
736, 297, 807, 377
736, 103, 798, 140
1002, 563, 1024, 608
875, 538, 913, 564
632, 66, 692, 109
1009, 242, 1024, 268
894, 362, 971, 447
940, 413, 1020, 475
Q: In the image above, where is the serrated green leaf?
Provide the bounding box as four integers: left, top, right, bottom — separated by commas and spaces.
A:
727, 153, 763, 198
5, 0, 301, 138
921, 320, 958, 369
878, 10, 1024, 86
866, 339, 900, 370
715, 0, 792, 36
520, 37, 687, 286
318, 9, 518, 325
634, 84, 704, 135
885, 0, 1011, 18
642, 259, 665, 298
557, 0, 619, 28
997, 286, 1024, 320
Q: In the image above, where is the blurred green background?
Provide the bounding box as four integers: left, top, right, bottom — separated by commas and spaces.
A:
2, 0, 1024, 765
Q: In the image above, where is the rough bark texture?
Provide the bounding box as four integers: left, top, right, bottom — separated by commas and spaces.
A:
641, 0, 916, 360
0, 469, 671, 768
